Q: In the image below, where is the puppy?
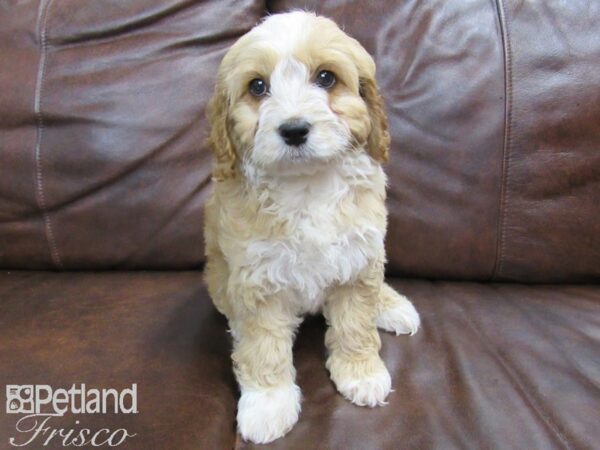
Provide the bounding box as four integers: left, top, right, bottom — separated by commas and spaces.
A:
204, 11, 420, 444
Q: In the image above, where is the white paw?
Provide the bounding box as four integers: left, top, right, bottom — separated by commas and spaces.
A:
237, 384, 301, 444
377, 293, 420, 336
335, 364, 392, 407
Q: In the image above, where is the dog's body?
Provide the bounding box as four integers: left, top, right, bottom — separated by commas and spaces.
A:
204, 11, 420, 444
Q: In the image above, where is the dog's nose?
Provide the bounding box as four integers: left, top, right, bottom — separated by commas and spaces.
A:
278, 120, 311, 146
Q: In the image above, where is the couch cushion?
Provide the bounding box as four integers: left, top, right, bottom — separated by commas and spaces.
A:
0, 0, 264, 270
1, 273, 598, 449
2, 2, 598, 280
0, 271, 237, 449
271, 0, 600, 282
243, 279, 600, 449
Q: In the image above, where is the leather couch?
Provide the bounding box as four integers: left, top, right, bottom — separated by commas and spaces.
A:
1, 1, 598, 449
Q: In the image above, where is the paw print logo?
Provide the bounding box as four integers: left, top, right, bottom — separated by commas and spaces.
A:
6, 385, 34, 414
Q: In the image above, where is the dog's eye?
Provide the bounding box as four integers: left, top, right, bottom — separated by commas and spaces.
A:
315, 70, 336, 89
249, 78, 268, 97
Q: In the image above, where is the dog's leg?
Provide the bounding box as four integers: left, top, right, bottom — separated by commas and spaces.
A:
232, 293, 302, 444
324, 265, 391, 407
375, 283, 420, 336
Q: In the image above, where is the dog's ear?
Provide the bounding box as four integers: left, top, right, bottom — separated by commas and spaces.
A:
207, 84, 237, 181
360, 76, 390, 163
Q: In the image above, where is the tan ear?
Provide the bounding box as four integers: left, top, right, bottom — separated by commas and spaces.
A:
360, 77, 390, 163
206, 85, 237, 181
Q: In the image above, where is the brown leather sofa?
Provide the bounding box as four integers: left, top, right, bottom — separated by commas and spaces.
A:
1, 1, 599, 449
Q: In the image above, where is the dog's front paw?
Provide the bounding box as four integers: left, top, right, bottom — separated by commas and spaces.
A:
237, 384, 301, 444
376, 284, 420, 336
328, 356, 391, 407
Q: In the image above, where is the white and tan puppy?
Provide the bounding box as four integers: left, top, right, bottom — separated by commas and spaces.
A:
204, 11, 420, 444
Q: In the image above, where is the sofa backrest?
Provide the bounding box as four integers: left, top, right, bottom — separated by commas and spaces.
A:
272, 0, 600, 282
0, 0, 264, 269
1, 0, 598, 281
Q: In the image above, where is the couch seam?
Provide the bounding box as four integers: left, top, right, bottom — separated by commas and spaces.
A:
492, 0, 513, 281
34, 0, 62, 269
458, 298, 575, 450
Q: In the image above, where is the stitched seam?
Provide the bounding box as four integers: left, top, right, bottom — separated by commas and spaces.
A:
34, 0, 62, 268
492, 0, 513, 280
459, 299, 574, 450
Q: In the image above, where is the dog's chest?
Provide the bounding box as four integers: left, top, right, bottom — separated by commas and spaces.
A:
245, 211, 380, 314
242, 162, 384, 313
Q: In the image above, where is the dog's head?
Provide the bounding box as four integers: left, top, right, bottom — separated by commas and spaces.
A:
207, 11, 389, 181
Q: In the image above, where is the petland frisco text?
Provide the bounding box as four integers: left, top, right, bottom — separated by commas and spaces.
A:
5, 384, 138, 447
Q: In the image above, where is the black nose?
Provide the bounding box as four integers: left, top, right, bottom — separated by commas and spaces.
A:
278, 120, 311, 146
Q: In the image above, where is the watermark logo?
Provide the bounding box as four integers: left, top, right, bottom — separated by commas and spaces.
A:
4, 384, 138, 447
6, 386, 34, 414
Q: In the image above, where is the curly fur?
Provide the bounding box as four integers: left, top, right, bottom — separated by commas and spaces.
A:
204, 11, 419, 444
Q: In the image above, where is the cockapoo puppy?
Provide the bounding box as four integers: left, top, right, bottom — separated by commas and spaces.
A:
204, 11, 420, 444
